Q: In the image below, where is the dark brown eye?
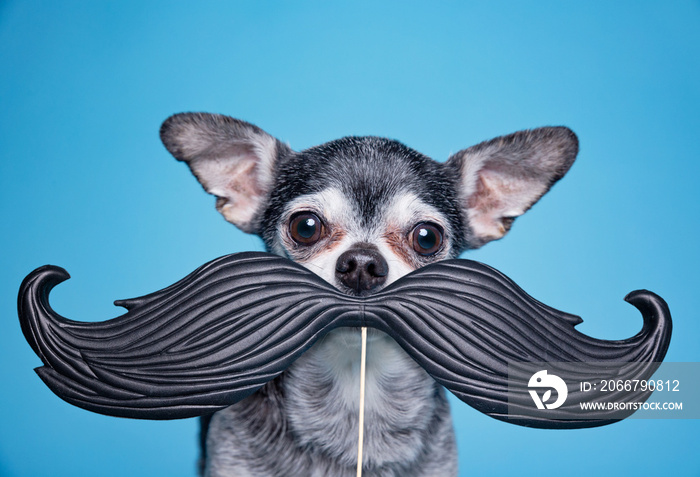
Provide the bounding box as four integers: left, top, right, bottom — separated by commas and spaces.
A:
411, 223, 443, 256
289, 212, 323, 245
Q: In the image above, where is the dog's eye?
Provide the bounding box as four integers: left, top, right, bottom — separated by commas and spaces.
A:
411, 223, 443, 256
289, 212, 323, 245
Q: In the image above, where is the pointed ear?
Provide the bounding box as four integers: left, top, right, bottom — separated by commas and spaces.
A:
446, 127, 578, 248
160, 113, 291, 234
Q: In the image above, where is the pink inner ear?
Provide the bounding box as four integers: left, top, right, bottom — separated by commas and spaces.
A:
467, 173, 502, 213
466, 174, 508, 242
466, 169, 545, 243
210, 153, 270, 232
224, 156, 264, 198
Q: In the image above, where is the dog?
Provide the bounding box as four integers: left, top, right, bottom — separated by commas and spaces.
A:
159, 112, 578, 477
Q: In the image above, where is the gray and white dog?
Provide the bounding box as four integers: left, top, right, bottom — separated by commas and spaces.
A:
160, 113, 578, 477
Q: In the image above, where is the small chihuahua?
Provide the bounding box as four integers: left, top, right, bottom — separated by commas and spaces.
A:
160, 112, 578, 477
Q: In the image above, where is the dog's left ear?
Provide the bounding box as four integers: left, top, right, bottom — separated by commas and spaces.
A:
160, 113, 291, 234
446, 127, 578, 248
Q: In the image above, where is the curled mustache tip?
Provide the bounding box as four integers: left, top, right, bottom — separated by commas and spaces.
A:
624, 289, 672, 333
18, 264, 71, 362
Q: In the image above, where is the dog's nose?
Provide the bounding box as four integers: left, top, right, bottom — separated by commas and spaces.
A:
335, 246, 389, 295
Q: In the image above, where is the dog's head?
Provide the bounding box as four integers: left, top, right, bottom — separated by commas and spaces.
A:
161, 113, 577, 295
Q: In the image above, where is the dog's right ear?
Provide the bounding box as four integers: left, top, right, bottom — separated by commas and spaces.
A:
446, 127, 578, 249
160, 113, 290, 234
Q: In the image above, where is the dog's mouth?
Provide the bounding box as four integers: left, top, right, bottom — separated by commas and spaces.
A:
333, 278, 388, 340
334, 283, 387, 298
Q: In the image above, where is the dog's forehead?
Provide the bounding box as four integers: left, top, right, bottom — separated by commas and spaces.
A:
303, 136, 432, 189
277, 136, 456, 223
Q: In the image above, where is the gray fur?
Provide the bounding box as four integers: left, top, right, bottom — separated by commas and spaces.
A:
205, 333, 457, 477
160, 113, 578, 477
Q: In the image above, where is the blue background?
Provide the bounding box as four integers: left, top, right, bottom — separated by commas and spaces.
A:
1, 2, 698, 476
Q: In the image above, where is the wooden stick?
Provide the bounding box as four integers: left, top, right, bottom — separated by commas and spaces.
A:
356, 326, 368, 477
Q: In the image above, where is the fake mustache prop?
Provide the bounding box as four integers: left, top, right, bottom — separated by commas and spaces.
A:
19, 252, 671, 428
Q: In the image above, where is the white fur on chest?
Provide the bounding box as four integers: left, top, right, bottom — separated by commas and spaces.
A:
205, 326, 457, 476
283, 328, 441, 468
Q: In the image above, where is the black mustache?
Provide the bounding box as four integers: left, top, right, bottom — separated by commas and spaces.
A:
18, 252, 672, 428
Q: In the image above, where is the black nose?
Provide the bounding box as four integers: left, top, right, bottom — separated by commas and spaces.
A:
335, 246, 389, 295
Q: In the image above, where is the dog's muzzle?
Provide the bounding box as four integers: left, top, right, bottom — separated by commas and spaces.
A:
335, 244, 388, 295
